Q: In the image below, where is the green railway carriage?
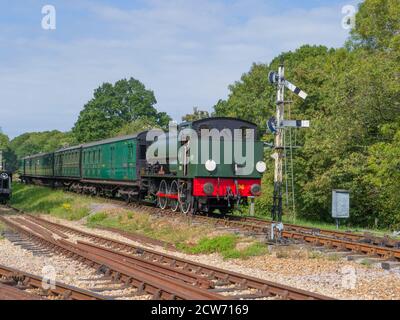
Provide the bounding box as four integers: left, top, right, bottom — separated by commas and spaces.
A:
81, 134, 138, 182
22, 152, 54, 178
54, 145, 82, 178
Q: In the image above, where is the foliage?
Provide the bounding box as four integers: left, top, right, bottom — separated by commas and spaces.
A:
0, 133, 17, 171
182, 107, 210, 122
349, 0, 400, 51
178, 235, 267, 260
116, 117, 160, 136
214, 0, 400, 228
72, 78, 171, 142
87, 212, 108, 224
0, 133, 9, 149
10, 131, 76, 158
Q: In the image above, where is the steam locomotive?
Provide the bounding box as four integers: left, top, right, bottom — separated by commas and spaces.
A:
19, 117, 266, 214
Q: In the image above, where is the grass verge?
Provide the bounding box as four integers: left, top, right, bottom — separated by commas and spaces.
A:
87, 211, 268, 260
9, 183, 268, 260
87, 209, 220, 247
10, 182, 92, 221
177, 234, 268, 260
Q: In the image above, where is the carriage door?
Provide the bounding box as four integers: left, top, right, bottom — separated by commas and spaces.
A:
110, 146, 115, 178
127, 143, 135, 179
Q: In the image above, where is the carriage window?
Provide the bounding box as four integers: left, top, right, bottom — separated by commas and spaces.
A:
110, 147, 115, 163
240, 126, 250, 140
128, 144, 134, 160
139, 145, 146, 159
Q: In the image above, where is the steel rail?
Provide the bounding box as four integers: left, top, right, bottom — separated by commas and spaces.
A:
26, 214, 332, 300
107, 198, 400, 250
223, 215, 400, 248
0, 283, 42, 300
193, 215, 400, 259
0, 216, 224, 300
0, 264, 106, 300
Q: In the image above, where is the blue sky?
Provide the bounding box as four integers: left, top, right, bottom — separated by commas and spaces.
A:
0, 0, 361, 138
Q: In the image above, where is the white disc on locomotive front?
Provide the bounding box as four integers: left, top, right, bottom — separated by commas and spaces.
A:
205, 160, 217, 172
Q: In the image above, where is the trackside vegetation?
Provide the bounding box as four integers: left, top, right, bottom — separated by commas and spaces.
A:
10, 183, 92, 221
8, 183, 268, 260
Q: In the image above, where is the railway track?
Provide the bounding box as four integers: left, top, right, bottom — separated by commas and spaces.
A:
0, 264, 106, 300
7, 197, 400, 269
90, 196, 400, 250
113, 202, 400, 261
225, 215, 400, 248
0, 212, 332, 300
191, 214, 400, 261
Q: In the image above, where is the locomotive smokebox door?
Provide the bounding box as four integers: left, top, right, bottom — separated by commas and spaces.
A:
332, 189, 350, 228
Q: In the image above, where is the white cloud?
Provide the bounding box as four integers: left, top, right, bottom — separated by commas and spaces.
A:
0, 0, 352, 138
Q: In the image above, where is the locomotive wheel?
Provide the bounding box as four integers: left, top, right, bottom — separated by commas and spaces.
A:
169, 180, 179, 212
178, 181, 192, 214
157, 180, 168, 210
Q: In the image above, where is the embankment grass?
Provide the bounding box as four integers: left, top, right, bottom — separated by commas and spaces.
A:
10, 182, 269, 260
177, 234, 268, 259
10, 182, 92, 221
87, 211, 268, 260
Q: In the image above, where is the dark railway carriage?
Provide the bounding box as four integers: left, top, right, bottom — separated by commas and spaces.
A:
21, 152, 54, 182
0, 171, 12, 204
18, 117, 266, 214
54, 145, 82, 179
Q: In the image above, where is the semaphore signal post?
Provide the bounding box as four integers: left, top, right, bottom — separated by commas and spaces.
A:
268, 62, 309, 241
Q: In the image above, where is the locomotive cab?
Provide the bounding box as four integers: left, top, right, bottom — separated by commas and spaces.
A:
176, 117, 266, 214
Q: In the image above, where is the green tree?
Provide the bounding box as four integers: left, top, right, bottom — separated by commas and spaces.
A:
0, 133, 9, 150
117, 117, 160, 136
213, 37, 400, 227
72, 78, 171, 142
182, 107, 210, 122
10, 131, 76, 158
349, 0, 400, 51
